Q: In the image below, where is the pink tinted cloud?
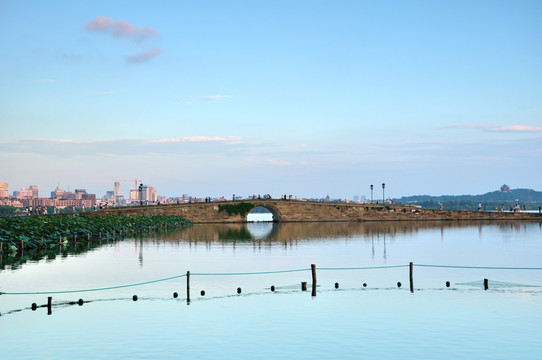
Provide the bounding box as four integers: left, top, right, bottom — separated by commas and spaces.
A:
491, 125, 542, 132
125, 48, 162, 64
85, 16, 158, 40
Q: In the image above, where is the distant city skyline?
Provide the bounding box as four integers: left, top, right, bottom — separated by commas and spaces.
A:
0, 180, 536, 202
1, 1, 541, 199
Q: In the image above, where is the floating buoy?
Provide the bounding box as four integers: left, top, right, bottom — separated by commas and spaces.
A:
397, 282, 402, 288
200, 290, 205, 296
270, 285, 275, 292
173, 292, 178, 298
446, 281, 450, 288
78, 299, 84, 306
334, 282, 339, 289
31, 303, 37, 311
132, 295, 138, 301
237, 287, 242, 294
363, 283, 367, 287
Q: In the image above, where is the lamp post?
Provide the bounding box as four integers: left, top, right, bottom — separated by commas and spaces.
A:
370, 185, 373, 203
382, 183, 385, 204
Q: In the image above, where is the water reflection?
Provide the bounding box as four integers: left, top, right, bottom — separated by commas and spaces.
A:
163, 220, 542, 243
2, 220, 541, 271
138, 238, 144, 268
246, 222, 277, 239
0, 237, 119, 271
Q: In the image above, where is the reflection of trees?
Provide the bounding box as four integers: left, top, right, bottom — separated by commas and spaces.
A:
160, 220, 541, 243
1, 238, 118, 271
5, 220, 538, 270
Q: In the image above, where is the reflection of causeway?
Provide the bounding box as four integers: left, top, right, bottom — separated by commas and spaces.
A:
159, 220, 534, 243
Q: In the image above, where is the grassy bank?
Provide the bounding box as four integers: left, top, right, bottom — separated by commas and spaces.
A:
0, 214, 193, 252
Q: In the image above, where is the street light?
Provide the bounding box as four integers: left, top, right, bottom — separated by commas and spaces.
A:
370, 185, 373, 203
382, 183, 385, 204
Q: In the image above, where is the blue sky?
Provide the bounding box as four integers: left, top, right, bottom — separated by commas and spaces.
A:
1, 0, 541, 199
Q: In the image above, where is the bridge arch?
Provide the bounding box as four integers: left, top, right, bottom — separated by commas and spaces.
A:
247, 205, 281, 222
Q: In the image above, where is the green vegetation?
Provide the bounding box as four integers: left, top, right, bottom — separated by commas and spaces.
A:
0, 206, 20, 217
0, 214, 192, 252
395, 188, 542, 211
218, 202, 255, 217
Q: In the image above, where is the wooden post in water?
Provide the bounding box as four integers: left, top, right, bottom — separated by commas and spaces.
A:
47, 296, 52, 315
311, 264, 317, 297
484, 278, 489, 290
301, 282, 307, 291
409, 262, 414, 293
186, 271, 191, 304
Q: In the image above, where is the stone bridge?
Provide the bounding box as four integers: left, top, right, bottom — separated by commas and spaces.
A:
98, 200, 541, 223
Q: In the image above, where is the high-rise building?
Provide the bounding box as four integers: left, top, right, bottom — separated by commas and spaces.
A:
75, 189, 87, 199
141, 185, 158, 203
0, 182, 8, 198
51, 187, 66, 199
29, 185, 38, 197
14, 185, 38, 198
114, 182, 121, 196
129, 187, 139, 201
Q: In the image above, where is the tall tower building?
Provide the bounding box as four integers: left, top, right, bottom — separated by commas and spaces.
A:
0, 182, 8, 198
129, 187, 139, 201
114, 182, 121, 196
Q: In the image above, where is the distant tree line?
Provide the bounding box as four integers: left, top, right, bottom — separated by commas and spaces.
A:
0, 206, 95, 217
401, 200, 541, 211
394, 188, 542, 211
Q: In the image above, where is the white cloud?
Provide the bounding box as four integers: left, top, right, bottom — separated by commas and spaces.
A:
150, 138, 181, 143
182, 136, 241, 143
0, 137, 245, 157
439, 124, 542, 133
266, 158, 293, 166
31, 138, 83, 144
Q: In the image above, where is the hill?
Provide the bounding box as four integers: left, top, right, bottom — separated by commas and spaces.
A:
394, 188, 542, 211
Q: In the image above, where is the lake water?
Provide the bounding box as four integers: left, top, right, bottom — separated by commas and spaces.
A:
1, 220, 541, 359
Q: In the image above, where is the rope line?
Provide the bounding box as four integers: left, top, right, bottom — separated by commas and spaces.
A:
0, 274, 187, 295
2, 263, 541, 295
414, 264, 542, 270
192, 268, 310, 276
319, 265, 408, 271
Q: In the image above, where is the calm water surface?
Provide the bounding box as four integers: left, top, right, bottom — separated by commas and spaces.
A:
1, 221, 541, 359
